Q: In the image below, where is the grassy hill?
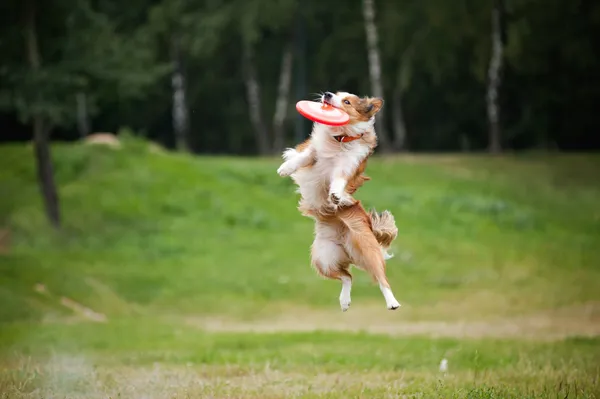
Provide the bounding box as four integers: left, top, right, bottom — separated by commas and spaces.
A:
1, 138, 599, 397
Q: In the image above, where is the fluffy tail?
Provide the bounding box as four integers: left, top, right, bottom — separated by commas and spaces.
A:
368, 209, 398, 260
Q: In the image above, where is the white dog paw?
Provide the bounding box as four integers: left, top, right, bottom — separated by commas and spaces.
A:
387, 299, 401, 310
329, 191, 341, 206
277, 163, 295, 177
329, 191, 354, 208
340, 298, 351, 312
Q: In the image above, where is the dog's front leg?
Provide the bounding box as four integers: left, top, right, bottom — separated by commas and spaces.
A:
328, 164, 358, 207
277, 146, 315, 177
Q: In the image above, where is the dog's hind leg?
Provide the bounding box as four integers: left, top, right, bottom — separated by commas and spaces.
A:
353, 239, 400, 310
342, 213, 401, 310
311, 224, 352, 312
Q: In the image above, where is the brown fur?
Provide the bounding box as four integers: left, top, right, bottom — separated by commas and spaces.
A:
368, 209, 398, 248
292, 140, 371, 197
345, 158, 371, 195
279, 91, 400, 310
338, 96, 384, 124
295, 137, 312, 152
290, 95, 381, 198
310, 202, 392, 288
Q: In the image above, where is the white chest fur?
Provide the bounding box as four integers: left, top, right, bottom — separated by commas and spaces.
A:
290, 123, 372, 210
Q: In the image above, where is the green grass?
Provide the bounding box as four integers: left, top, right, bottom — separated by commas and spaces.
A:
0, 322, 599, 397
1, 137, 599, 397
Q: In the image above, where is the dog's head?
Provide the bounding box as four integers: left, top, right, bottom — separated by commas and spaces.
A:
321, 91, 384, 125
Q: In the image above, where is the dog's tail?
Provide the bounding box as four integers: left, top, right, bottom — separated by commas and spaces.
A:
368, 209, 398, 260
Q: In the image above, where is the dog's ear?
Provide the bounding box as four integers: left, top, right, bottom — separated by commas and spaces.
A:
366, 97, 384, 115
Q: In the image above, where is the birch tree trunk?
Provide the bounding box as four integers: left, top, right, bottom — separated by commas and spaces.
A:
362, 0, 391, 151
272, 41, 293, 153
486, 0, 505, 154
391, 88, 407, 151
242, 40, 270, 155
25, 0, 60, 228
171, 34, 190, 152
76, 92, 90, 138
460, 133, 471, 152
391, 28, 428, 152
293, 10, 307, 143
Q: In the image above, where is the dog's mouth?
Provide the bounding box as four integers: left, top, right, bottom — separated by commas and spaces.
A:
322, 96, 340, 109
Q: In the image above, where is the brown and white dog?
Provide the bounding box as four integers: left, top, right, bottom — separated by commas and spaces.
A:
277, 91, 401, 312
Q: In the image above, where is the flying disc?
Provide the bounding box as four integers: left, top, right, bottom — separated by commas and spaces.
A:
296, 100, 350, 126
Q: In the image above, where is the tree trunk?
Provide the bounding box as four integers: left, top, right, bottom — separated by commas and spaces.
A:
272, 41, 293, 153
25, 0, 60, 229
362, 0, 391, 151
391, 88, 407, 151
171, 34, 191, 152
76, 92, 90, 138
242, 40, 270, 155
33, 119, 60, 228
391, 28, 428, 152
293, 9, 308, 143
486, 0, 505, 154
460, 133, 471, 152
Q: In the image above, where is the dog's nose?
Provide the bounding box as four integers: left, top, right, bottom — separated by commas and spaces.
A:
324, 92, 333, 99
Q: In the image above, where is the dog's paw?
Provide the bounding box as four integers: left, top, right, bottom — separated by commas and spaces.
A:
277, 163, 295, 177
387, 299, 401, 310
329, 191, 354, 208
339, 296, 351, 312
329, 192, 341, 206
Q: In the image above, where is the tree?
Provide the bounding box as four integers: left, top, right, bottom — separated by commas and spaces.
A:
3, 0, 599, 155
486, 0, 506, 153
170, 34, 190, 152
0, 0, 165, 228
75, 92, 90, 138
236, 0, 296, 154
292, 8, 308, 144
362, 0, 391, 151
24, 0, 60, 228
242, 38, 271, 155
272, 40, 293, 153
147, 0, 232, 153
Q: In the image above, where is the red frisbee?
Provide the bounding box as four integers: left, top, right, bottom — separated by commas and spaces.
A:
296, 100, 350, 126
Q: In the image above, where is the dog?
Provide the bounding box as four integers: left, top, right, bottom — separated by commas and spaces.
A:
277, 91, 401, 312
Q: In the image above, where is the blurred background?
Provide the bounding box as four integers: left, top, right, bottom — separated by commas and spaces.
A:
1, 0, 600, 397
1, 0, 599, 154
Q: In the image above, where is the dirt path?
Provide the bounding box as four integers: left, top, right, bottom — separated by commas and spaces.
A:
186, 302, 600, 340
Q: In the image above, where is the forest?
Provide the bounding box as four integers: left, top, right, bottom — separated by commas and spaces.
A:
1, 0, 599, 155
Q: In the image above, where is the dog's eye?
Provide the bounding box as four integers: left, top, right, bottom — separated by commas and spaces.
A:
343, 100, 350, 105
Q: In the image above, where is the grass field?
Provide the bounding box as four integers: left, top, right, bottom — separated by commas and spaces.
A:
1, 137, 599, 398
